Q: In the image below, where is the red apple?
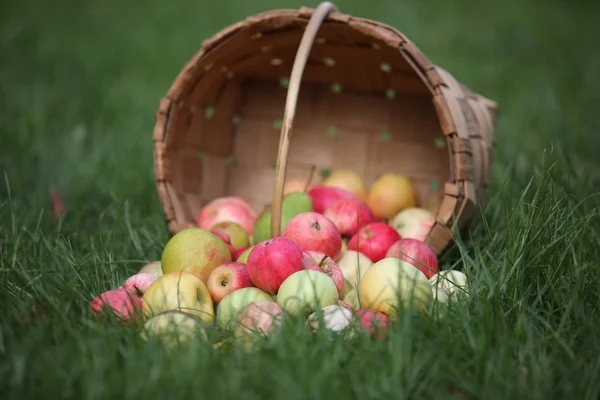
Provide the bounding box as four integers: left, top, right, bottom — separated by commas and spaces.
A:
211, 230, 236, 259
206, 262, 254, 304
355, 309, 389, 340
307, 186, 359, 214
91, 288, 143, 322
122, 273, 159, 297
348, 222, 400, 263
246, 237, 305, 294
196, 196, 258, 237
385, 238, 439, 279
282, 212, 342, 260
323, 198, 375, 236
301, 250, 345, 298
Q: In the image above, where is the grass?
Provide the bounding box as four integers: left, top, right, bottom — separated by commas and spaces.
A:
1, 0, 600, 398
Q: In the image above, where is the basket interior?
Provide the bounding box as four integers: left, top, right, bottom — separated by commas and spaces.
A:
161, 18, 451, 223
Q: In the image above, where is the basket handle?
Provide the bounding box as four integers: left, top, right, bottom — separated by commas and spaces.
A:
270, 1, 338, 238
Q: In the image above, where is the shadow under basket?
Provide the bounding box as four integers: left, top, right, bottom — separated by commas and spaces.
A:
152, 2, 498, 256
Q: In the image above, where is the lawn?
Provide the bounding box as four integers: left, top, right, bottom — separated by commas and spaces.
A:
1, 0, 600, 398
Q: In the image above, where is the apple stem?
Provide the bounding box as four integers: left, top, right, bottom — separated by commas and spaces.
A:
303, 165, 317, 192
318, 254, 329, 267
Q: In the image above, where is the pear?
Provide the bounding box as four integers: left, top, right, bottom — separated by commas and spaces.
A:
253, 192, 312, 243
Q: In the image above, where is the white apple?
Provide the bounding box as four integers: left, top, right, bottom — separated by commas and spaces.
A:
336, 250, 373, 289
359, 257, 433, 319
142, 271, 215, 323
216, 287, 274, 329
429, 270, 469, 304
388, 207, 435, 242
306, 304, 356, 338
138, 261, 163, 276
141, 310, 208, 349
276, 270, 339, 317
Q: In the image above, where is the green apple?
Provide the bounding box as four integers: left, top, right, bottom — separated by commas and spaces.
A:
343, 287, 361, 310
142, 271, 215, 323
236, 245, 255, 264
216, 287, 274, 329
277, 269, 339, 317
141, 310, 208, 349
336, 250, 373, 289
359, 257, 433, 319
210, 221, 250, 250
253, 192, 313, 243
161, 228, 231, 283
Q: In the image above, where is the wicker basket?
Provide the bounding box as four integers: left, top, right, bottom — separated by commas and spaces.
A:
152, 2, 498, 255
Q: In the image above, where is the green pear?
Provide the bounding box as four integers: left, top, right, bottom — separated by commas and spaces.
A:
253, 192, 312, 243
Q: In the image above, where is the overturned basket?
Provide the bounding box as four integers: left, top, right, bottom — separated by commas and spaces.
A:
152, 2, 498, 256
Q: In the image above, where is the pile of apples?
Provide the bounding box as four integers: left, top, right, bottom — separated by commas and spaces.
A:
91, 170, 470, 347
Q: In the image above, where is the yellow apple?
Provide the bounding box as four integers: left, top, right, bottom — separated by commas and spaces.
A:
140, 310, 208, 349
359, 257, 432, 318
336, 250, 373, 289
321, 169, 367, 201
142, 271, 214, 323
161, 228, 231, 283
367, 173, 417, 221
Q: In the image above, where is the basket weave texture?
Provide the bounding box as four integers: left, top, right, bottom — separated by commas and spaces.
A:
152, 3, 498, 255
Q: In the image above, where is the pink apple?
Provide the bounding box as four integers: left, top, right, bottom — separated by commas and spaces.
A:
122, 273, 159, 297
324, 198, 375, 237
307, 186, 359, 214
338, 300, 354, 312
301, 250, 345, 298
348, 222, 400, 263
389, 207, 435, 242
196, 196, 258, 237
385, 238, 439, 279
91, 288, 143, 322
282, 212, 342, 260
234, 301, 284, 337
355, 309, 389, 340
246, 237, 305, 294
206, 262, 254, 304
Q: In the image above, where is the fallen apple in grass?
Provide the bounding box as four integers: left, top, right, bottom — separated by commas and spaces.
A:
122, 273, 159, 297
359, 257, 433, 318
216, 287, 274, 329
277, 269, 339, 317
348, 222, 400, 263
301, 251, 345, 298
385, 238, 439, 279
355, 309, 389, 340
307, 186, 359, 214
206, 262, 254, 305
141, 310, 208, 349
336, 250, 374, 289
196, 196, 258, 237
389, 207, 435, 242
367, 173, 417, 221
429, 270, 469, 304
138, 261, 163, 276
142, 271, 215, 323
246, 237, 305, 294
343, 287, 361, 311
282, 212, 342, 260
324, 198, 375, 237
306, 304, 355, 337
234, 301, 284, 338
161, 228, 232, 283
91, 288, 143, 321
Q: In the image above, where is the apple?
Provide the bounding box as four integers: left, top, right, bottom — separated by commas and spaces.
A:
142, 271, 215, 323
341, 238, 348, 253
367, 173, 417, 221
429, 270, 469, 304
385, 239, 439, 279
307, 186, 359, 214
341, 279, 353, 298
306, 304, 355, 336
389, 207, 435, 242
355, 309, 389, 340
343, 287, 361, 310
359, 257, 433, 318
141, 310, 208, 348
321, 169, 368, 201
210, 221, 250, 250
210, 230, 236, 259
323, 198, 375, 237
206, 262, 254, 305
336, 250, 374, 289
246, 237, 305, 294
216, 287, 274, 329
196, 196, 258, 237
234, 301, 284, 337
122, 273, 159, 297
161, 228, 231, 283
282, 212, 342, 260
276, 270, 339, 317
234, 246, 250, 261
236, 246, 254, 264
348, 222, 400, 263
338, 300, 354, 312
284, 177, 316, 195
91, 288, 142, 321
301, 251, 345, 297
138, 261, 163, 276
